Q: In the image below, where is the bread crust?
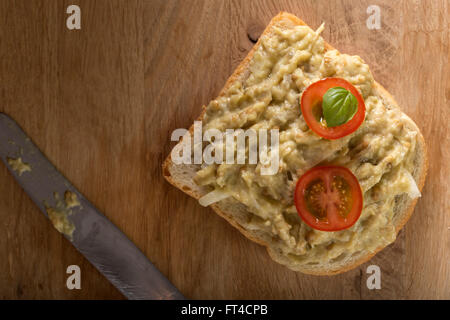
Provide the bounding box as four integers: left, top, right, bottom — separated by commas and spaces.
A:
162, 12, 428, 275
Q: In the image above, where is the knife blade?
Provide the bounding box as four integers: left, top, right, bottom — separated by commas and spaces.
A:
0, 112, 184, 300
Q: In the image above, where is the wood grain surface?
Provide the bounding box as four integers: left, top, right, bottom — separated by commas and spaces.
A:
0, 0, 448, 299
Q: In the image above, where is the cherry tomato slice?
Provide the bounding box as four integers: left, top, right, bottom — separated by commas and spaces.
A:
301, 78, 366, 140
294, 165, 363, 232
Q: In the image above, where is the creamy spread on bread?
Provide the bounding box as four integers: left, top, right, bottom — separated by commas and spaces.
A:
194, 24, 419, 264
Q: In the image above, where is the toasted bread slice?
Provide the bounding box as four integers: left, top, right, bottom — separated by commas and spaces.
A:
162, 12, 428, 275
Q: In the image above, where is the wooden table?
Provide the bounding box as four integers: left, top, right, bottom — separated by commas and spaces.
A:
0, 0, 448, 299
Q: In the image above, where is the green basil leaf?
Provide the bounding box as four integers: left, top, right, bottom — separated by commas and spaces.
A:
322, 87, 358, 127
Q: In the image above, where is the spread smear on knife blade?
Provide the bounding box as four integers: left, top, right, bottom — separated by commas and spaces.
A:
44, 191, 81, 240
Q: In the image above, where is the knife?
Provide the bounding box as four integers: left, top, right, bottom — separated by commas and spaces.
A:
0, 112, 184, 300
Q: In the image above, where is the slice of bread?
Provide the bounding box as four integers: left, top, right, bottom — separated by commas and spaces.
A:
162, 12, 428, 275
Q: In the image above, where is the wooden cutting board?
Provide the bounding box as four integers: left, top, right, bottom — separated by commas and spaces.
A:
0, 0, 448, 299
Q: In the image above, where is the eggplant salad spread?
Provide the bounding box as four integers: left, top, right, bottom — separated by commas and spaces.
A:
193, 23, 420, 265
